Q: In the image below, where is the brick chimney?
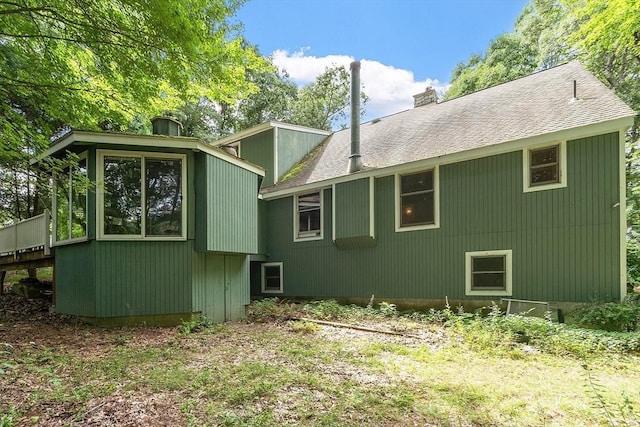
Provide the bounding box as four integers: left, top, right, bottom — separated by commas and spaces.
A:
413, 87, 438, 108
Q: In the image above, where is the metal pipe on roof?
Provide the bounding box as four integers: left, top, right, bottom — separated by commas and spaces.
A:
348, 61, 363, 173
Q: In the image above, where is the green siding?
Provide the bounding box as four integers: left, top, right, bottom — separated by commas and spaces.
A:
195, 153, 259, 254
240, 130, 275, 186
262, 133, 621, 303
192, 253, 250, 322
54, 241, 96, 316
277, 128, 327, 182
93, 241, 192, 317
334, 178, 373, 248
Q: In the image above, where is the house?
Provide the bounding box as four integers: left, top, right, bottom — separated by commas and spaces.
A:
29, 119, 264, 325
214, 61, 635, 312
1, 61, 634, 325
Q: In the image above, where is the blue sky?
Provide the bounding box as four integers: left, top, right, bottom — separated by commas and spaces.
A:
235, 0, 529, 120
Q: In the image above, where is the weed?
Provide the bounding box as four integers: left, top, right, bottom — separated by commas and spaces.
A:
246, 298, 299, 322
0, 407, 18, 427
289, 320, 320, 334
178, 315, 213, 334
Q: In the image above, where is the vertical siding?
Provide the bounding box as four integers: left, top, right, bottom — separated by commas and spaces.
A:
192, 252, 226, 322
240, 130, 275, 186
277, 129, 327, 182
55, 241, 96, 316
93, 241, 192, 317
263, 133, 621, 303
192, 252, 250, 322
204, 156, 259, 254
334, 178, 371, 239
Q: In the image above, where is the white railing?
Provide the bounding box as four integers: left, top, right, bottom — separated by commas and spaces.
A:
0, 210, 51, 257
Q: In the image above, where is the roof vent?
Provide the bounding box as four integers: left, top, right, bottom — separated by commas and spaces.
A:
413, 87, 438, 108
151, 115, 183, 136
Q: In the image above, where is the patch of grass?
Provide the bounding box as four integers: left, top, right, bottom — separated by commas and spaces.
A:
289, 320, 320, 334
5, 300, 640, 425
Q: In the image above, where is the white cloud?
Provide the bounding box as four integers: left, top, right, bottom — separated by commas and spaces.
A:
270, 49, 450, 121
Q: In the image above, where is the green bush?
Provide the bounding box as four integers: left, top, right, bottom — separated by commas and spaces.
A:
569, 298, 640, 332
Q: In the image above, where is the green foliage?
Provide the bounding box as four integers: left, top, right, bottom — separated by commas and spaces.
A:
246, 298, 300, 322
290, 65, 369, 131
0, 407, 18, 427
178, 315, 214, 335
569, 297, 640, 332
302, 299, 357, 320
289, 320, 321, 334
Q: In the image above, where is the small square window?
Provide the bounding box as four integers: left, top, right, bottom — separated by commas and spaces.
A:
261, 262, 283, 294
524, 142, 566, 192
466, 250, 512, 296
530, 145, 559, 186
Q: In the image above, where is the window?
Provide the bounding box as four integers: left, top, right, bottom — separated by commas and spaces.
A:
396, 167, 439, 231
465, 250, 512, 296
54, 152, 87, 244
261, 262, 283, 293
524, 142, 566, 192
294, 191, 323, 241
97, 150, 186, 239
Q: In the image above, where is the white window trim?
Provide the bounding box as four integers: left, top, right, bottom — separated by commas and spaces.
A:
293, 190, 324, 242
261, 262, 283, 294
465, 249, 513, 296
52, 151, 89, 246
96, 149, 187, 241
523, 141, 567, 193
395, 165, 440, 232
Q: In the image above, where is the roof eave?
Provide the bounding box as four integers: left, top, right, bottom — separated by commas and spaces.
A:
261, 115, 635, 200
31, 131, 265, 177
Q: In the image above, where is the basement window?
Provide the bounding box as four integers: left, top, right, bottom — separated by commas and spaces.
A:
97, 150, 186, 240
294, 190, 323, 241
261, 262, 283, 294
524, 142, 566, 192
465, 250, 512, 296
396, 167, 439, 232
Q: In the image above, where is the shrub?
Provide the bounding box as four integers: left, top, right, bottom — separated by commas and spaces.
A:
178, 315, 213, 334
569, 298, 640, 332
246, 298, 301, 322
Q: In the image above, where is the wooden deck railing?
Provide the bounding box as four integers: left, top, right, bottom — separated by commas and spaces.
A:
0, 210, 51, 257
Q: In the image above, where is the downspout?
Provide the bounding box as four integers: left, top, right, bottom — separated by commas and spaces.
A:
348, 61, 363, 173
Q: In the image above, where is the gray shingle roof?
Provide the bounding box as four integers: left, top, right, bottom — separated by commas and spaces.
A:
264, 61, 635, 194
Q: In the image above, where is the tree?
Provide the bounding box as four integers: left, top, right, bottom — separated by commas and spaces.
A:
172, 62, 367, 138
0, 0, 267, 160
290, 65, 368, 131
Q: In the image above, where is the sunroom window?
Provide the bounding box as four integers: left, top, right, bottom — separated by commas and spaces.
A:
54, 153, 87, 243
98, 151, 186, 239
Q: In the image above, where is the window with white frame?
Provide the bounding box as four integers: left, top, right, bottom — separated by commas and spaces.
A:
465, 250, 512, 296
261, 262, 283, 293
294, 191, 322, 240
98, 151, 186, 239
524, 142, 566, 192
396, 168, 438, 231
54, 152, 88, 243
